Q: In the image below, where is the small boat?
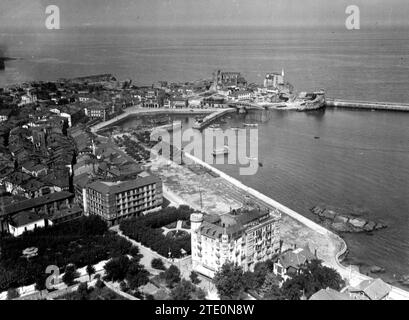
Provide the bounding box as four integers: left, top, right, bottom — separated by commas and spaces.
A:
259, 162, 263, 167
314, 136, 320, 139
243, 123, 258, 127
212, 146, 229, 156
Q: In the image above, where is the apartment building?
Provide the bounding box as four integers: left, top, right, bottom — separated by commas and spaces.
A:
85, 174, 163, 226
190, 207, 281, 278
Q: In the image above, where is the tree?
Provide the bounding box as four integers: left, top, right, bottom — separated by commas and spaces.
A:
86, 264, 96, 281
129, 246, 141, 259
260, 272, 282, 295
252, 262, 270, 288
264, 284, 285, 300
126, 259, 150, 290
62, 264, 79, 286
189, 271, 201, 285
242, 271, 257, 291
151, 258, 166, 270
34, 272, 48, 294
213, 262, 245, 300
162, 265, 181, 288
281, 259, 345, 300
170, 279, 206, 300
170, 279, 195, 300
120, 280, 130, 293
7, 288, 20, 300
104, 256, 130, 282
196, 287, 207, 300
95, 278, 105, 289
77, 282, 89, 300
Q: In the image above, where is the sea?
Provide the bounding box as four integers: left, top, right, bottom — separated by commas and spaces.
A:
1, 26, 409, 283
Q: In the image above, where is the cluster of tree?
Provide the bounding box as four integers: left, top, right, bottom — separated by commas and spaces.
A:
280, 259, 345, 300
151, 258, 166, 270
62, 281, 126, 300
132, 131, 157, 148
120, 205, 194, 258
0, 216, 136, 291
121, 135, 150, 162
214, 259, 345, 300
160, 265, 181, 288
170, 279, 206, 300
103, 255, 150, 293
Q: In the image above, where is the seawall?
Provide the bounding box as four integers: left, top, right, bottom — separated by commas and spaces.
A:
326, 98, 409, 112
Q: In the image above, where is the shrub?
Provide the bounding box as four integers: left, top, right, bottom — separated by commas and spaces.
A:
189, 271, 201, 285
7, 287, 20, 300
62, 264, 79, 286
151, 258, 166, 270
104, 256, 130, 282
161, 265, 181, 288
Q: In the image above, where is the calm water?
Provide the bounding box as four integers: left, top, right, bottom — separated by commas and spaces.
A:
1, 26, 409, 279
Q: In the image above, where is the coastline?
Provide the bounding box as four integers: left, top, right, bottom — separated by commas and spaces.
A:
179, 152, 409, 299
94, 106, 409, 299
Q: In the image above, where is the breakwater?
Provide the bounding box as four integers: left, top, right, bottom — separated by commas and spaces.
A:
326, 98, 409, 112
192, 108, 236, 130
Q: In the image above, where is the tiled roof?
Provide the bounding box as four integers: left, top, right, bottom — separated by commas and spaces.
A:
10, 211, 43, 227
278, 246, 315, 270
350, 278, 391, 300
309, 288, 353, 300
87, 174, 160, 195
2, 191, 74, 216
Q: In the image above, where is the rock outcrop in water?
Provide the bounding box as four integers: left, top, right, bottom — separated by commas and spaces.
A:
310, 205, 387, 233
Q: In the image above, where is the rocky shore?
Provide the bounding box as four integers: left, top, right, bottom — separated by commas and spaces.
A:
310, 205, 387, 233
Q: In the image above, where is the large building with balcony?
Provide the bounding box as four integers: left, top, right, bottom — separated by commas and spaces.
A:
190, 207, 281, 278
85, 174, 163, 226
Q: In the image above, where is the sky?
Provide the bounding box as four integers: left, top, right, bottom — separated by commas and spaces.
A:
0, 0, 408, 29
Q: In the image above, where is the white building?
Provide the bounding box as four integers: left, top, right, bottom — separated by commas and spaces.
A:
264, 70, 285, 88
191, 208, 281, 278
230, 90, 253, 101
8, 211, 47, 237
19, 90, 37, 106
49, 108, 73, 127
